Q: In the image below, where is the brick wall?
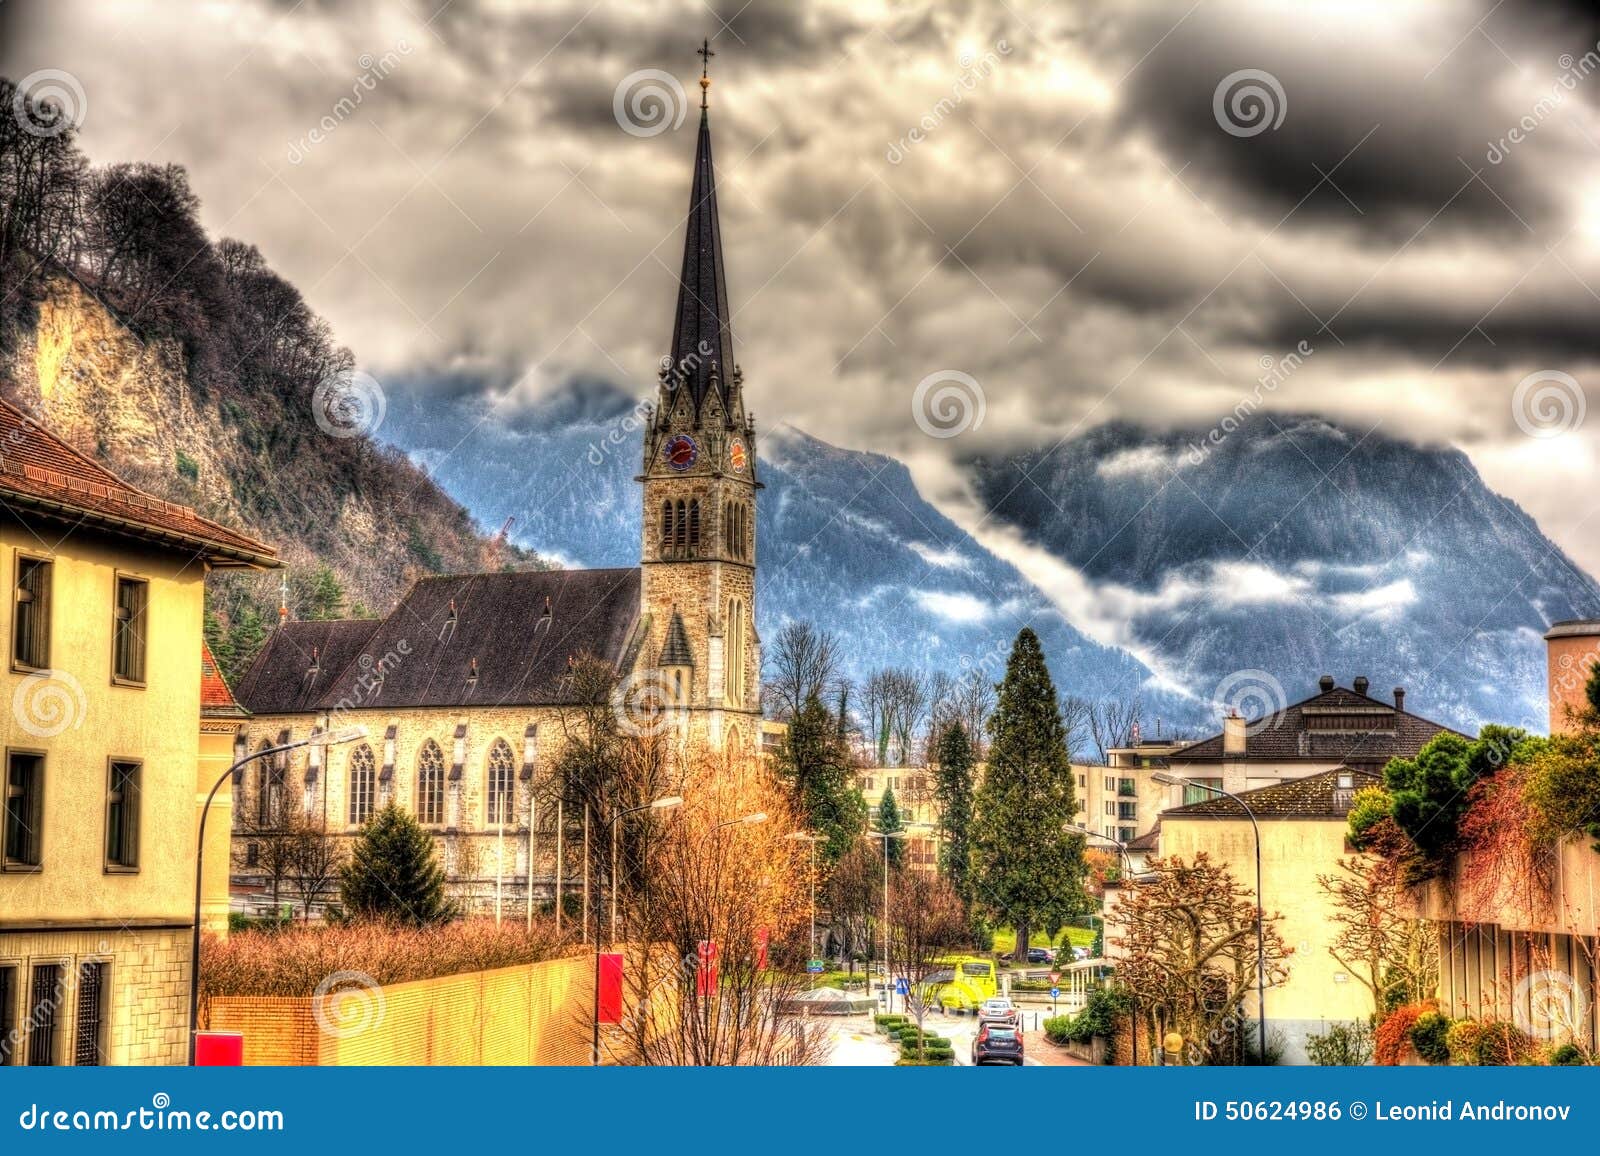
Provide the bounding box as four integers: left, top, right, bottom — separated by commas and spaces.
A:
205, 954, 593, 1066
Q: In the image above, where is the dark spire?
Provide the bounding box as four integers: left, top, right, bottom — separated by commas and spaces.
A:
667, 43, 735, 421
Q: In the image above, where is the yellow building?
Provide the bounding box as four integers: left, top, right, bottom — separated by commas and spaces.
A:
855, 767, 940, 871
1150, 767, 1382, 1065
0, 398, 277, 1065
198, 642, 249, 937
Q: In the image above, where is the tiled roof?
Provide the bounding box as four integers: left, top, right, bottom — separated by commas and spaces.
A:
1161, 768, 1381, 821
0, 397, 277, 567
233, 568, 642, 714
659, 610, 693, 666
232, 618, 382, 715
200, 640, 249, 717
1125, 824, 1161, 851
1169, 684, 1460, 769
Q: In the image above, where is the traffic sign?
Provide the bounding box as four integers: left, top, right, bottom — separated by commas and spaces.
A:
894, 977, 910, 996
806, 959, 825, 974
1049, 971, 1060, 984
1049, 987, 1060, 999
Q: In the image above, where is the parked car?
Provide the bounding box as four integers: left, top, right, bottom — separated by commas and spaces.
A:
977, 997, 1018, 1026
1025, 947, 1054, 964
972, 1024, 1025, 1065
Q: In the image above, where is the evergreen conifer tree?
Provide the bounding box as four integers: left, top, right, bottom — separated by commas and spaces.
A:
339, 803, 454, 926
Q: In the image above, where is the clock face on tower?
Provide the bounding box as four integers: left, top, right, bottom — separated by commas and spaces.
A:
663, 434, 699, 471
728, 438, 748, 473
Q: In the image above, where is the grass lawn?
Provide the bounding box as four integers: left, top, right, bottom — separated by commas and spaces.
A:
991, 926, 1095, 954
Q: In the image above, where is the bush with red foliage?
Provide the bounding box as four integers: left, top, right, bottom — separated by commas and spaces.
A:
1375, 1001, 1434, 1066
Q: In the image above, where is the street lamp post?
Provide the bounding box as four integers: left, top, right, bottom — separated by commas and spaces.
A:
593, 795, 683, 1066
1152, 771, 1266, 1063
189, 725, 366, 1065
1067, 823, 1140, 1066
785, 831, 823, 986
864, 828, 907, 1011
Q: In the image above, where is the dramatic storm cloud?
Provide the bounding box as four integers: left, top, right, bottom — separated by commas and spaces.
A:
6, 0, 1600, 568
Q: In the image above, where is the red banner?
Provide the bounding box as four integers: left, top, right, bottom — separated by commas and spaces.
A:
696, 940, 718, 995
755, 927, 769, 971
194, 1031, 243, 1066
598, 953, 624, 1024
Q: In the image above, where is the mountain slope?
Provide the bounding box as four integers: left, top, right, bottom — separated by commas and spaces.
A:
964, 415, 1600, 732
381, 379, 1165, 713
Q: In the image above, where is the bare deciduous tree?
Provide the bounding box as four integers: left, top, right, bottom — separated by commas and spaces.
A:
764, 621, 841, 722
1113, 853, 1289, 1065
888, 871, 970, 1051
1318, 856, 1438, 1017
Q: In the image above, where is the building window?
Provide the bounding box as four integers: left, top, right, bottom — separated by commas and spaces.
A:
1183, 778, 1223, 806
1119, 827, 1137, 844
688, 500, 701, 550
105, 760, 140, 871
12, 556, 50, 671
245, 842, 260, 867
112, 575, 149, 684
1104, 775, 1114, 792
348, 744, 375, 826
255, 740, 280, 827
417, 740, 445, 826
660, 501, 672, 548
1118, 778, 1136, 797
3, 752, 43, 868
25, 964, 61, 1066
73, 962, 106, 1066
1118, 801, 1136, 821
726, 597, 746, 707
0, 965, 15, 1066
674, 500, 687, 548
486, 739, 516, 825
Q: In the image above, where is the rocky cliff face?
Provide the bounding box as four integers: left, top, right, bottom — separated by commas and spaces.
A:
0, 274, 511, 664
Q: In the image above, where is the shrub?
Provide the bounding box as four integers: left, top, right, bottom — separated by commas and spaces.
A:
1549, 1043, 1586, 1066
1473, 1021, 1533, 1066
1346, 787, 1392, 850
200, 918, 570, 998
1409, 1011, 1453, 1064
1304, 1020, 1374, 1066
1043, 1014, 1073, 1044
1446, 1019, 1483, 1065
1374, 1002, 1430, 1066
874, 1014, 906, 1029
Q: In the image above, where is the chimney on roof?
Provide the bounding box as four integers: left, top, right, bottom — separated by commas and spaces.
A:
1353, 675, 1369, 697
1223, 712, 1247, 756
1393, 686, 1405, 712
1318, 674, 1335, 693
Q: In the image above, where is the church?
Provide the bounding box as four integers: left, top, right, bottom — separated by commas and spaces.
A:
228, 65, 762, 909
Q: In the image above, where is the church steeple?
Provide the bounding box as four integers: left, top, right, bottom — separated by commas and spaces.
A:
665, 43, 736, 424
638, 41, 761, 758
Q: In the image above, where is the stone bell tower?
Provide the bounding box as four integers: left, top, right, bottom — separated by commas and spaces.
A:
639, 43, 761, 754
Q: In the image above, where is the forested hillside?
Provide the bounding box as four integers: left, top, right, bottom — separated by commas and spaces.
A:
0, 77, 538, 680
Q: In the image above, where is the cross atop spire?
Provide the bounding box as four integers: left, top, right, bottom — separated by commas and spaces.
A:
697, 38, 715, 108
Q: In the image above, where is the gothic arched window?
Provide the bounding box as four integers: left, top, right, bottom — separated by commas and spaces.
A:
744, 504, 753, 561
416, 740, 445, 826
675, 500, 687, 548
255, 739, 281, 826
348, 744, 375, 826
660, 500, 673, 549
689, 500, 701, 550
726, 598, 746, 706
486, 738, 517, 826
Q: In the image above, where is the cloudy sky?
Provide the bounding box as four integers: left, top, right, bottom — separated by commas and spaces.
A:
9, 0, 1600, 571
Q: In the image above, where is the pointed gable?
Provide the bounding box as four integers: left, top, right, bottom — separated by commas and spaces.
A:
667, 107, 736, 420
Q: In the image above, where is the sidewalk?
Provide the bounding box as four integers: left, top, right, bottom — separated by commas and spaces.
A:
1021, 1028, 1094, 1067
